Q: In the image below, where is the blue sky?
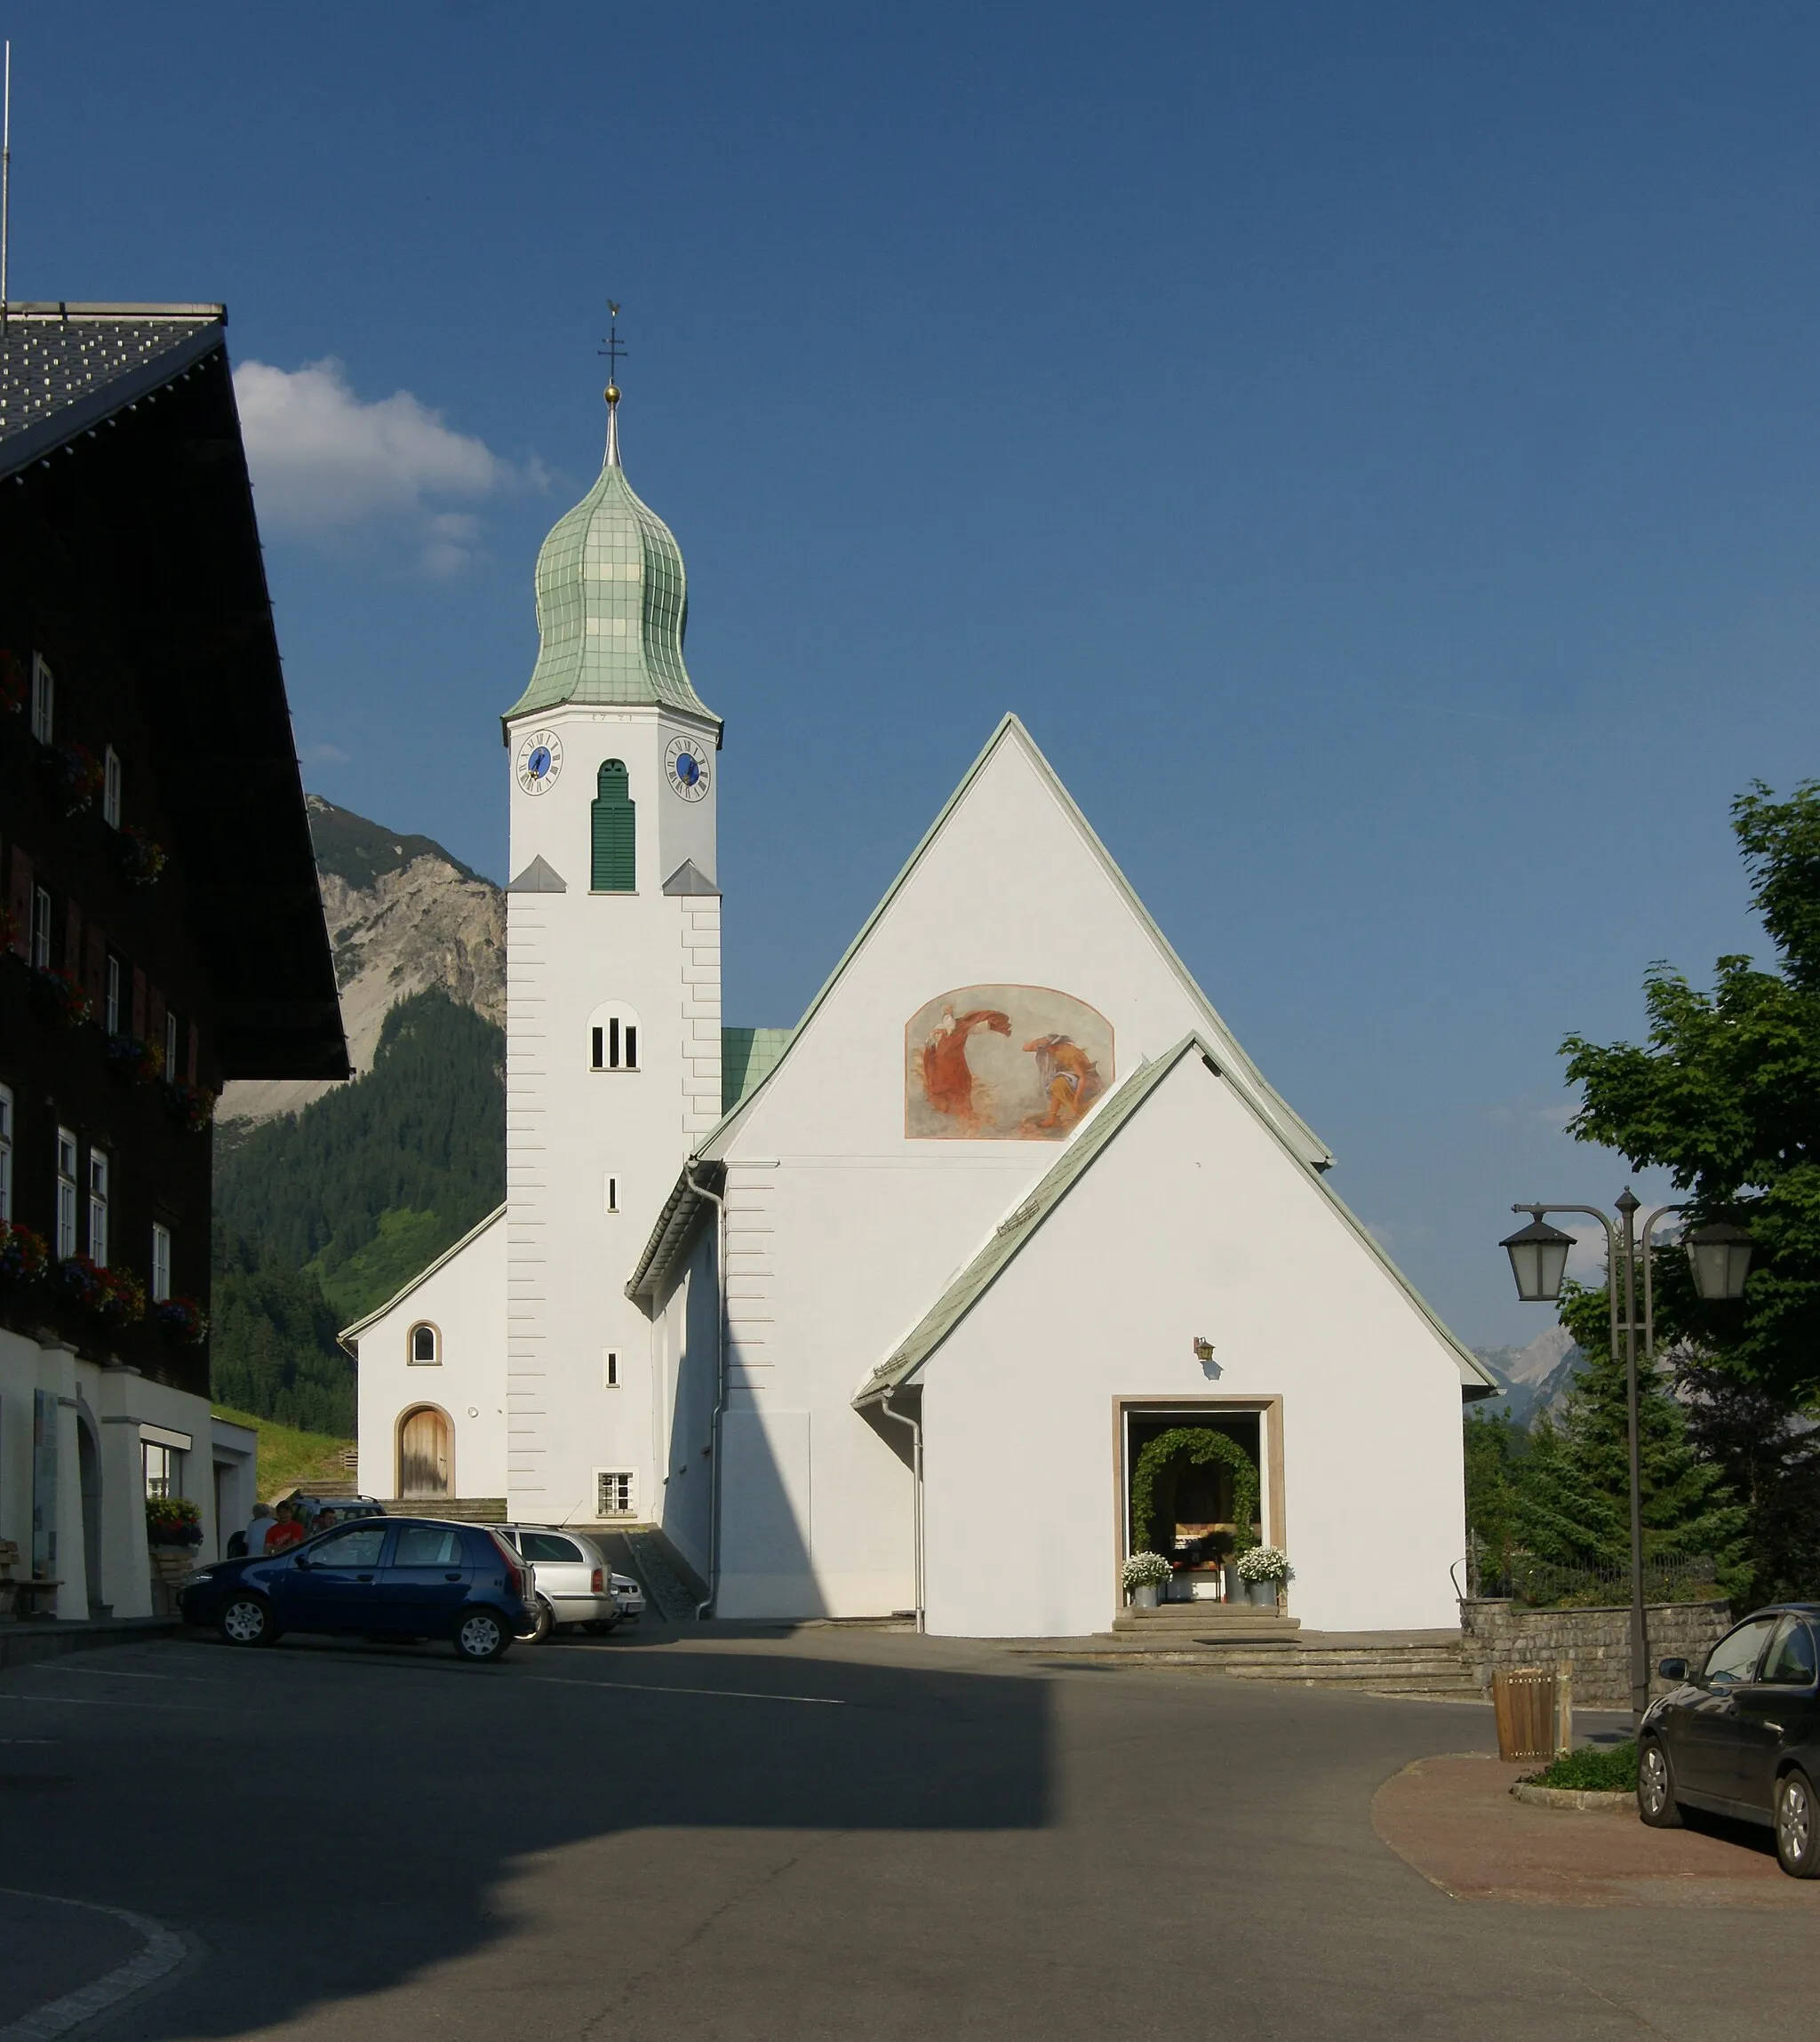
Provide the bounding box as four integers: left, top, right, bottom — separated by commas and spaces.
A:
9, 4, 1820, 1346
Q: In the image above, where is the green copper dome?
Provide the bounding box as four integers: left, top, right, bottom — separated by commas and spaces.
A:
504, 403, 717, 725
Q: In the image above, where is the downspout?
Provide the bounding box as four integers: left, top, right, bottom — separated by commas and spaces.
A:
878, 1386, 925, 1634
687, 1167, 726, 1622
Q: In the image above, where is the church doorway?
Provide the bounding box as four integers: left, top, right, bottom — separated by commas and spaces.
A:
397, 1407, 452, 1498
1122, 1405, 1271, 1602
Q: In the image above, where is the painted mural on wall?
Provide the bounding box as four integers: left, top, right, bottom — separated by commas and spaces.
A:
906, 986, 1113, 1140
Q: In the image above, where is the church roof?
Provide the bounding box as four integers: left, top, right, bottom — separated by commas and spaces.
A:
694, 715, 1332, 1171
854, 1036, 1499, 1403
336, 1203, 506, 1350
502, 397, 717, 729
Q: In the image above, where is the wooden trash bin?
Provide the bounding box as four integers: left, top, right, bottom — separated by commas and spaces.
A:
1493, 1665, 1573, 1763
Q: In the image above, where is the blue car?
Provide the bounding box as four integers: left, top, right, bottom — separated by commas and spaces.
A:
178, 1517, 537, 1663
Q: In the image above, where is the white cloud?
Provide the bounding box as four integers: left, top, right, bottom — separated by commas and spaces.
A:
234, 357, 533, 572
296, 739, 350, 767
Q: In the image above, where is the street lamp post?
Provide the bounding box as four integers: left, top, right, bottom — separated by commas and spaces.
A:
1498, 1189, 1752, 1723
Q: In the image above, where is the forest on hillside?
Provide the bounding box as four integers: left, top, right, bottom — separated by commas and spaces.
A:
210, 990, 505, 1433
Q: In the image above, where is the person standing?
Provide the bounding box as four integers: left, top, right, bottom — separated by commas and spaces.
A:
264, 1504, 306, 1554
241, 1504, 276, 1558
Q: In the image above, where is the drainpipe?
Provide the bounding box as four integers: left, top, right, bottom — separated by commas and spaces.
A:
687, 1166, 726, 1622
878, 1386, 924, 1634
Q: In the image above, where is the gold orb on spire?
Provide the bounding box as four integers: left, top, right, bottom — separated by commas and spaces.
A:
604, 383, 620, 405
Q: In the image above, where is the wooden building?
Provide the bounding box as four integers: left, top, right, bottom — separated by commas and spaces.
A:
0, 302, 346, 1619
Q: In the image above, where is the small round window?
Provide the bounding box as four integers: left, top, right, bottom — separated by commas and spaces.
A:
410, 1323, 439, 1365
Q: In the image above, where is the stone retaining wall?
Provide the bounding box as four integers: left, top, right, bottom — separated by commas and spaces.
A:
1460, 1599, 1733, 1710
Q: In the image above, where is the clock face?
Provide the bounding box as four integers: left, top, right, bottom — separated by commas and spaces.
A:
515, 730, 563, 795
665, 733, 712, 802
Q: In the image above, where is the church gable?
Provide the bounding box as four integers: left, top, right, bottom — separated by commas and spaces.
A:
708, 716, 1329, 1169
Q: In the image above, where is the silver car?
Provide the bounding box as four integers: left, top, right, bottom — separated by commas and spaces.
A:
489, 1524, 622, 1642
608, 1570, 645, 1619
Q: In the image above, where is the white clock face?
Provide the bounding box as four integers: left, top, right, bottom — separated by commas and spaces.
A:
665, 733, 712, 802
515, 730, 563, 796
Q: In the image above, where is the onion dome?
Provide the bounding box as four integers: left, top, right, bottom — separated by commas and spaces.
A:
504, 392, 716, 724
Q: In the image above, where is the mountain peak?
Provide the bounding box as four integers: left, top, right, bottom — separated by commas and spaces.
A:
304, 794, 484, 890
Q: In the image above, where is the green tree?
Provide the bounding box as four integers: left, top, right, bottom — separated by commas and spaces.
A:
1463, 1410, 1525, 1589
1512, 1282, 1746, 1586
1561, 783, 1820, 1407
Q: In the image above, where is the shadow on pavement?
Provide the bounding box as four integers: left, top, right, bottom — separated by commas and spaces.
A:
1, 1635, 1051, 2038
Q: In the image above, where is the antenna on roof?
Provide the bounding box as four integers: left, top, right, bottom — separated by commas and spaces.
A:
2, 42, 12, 328
598, 299, 626, 467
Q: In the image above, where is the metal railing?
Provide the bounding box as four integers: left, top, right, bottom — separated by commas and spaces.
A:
1465, 1546, 1718, 1608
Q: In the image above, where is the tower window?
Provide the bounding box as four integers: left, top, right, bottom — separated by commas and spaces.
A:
587, 1001, 641, 1071
605, 1176, 619, 1215
590, 759, 635, 892
410, 1323, 440, 1365
604, 1350, 619, 1389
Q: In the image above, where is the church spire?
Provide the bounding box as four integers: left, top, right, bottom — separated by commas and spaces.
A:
601, 301, 626, 470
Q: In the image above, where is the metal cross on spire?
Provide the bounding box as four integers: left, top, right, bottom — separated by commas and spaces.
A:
598, 301, 627, 466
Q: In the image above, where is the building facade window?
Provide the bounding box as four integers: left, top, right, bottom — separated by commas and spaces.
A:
164, 1009, 179, 1075
151, 1223, 172, 1301
103, 746, 122, 829
30, 654, 53, 745
409, 1322, 439, 1364
604, 1175, 619, 1216
142, 1440, 180, 1499
54, 1128, 78, 1259
587, 1000, 640, 1071
596, 1471, 635, 1518
31, 887, 52, 970
604, 1349, 619, 1389
105, 955, 122, 1036
590, 759, 635, 892
87, 1148, 109, 1266
0, 1084, 12, 1222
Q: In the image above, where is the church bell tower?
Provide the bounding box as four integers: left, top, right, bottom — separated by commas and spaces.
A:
499, 365, 722, 1528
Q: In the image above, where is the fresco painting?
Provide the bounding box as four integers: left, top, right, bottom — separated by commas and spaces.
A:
906, 986, 1114, 1140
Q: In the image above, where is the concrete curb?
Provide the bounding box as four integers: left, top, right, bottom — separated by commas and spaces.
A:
0, 1618, 178, 1674
1511, 1782, 1632, 1811
0, 1888, 189, 2040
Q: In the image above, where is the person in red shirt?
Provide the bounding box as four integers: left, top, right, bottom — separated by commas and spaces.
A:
264, 1504, 306, 1553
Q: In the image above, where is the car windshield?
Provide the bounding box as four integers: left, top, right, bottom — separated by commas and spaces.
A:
1704, 1615, 1778, 1687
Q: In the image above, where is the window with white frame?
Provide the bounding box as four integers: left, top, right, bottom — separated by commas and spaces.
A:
142, 1440, 180, 1499
30, 654, 53, 745
87, 1148, 109, 1266
595, 1471, 635, 1518
587, 1000, 641, 1072
54, 1128, 77, 1259
151, 1223, 172, 1301
0, 1084, 12, 1223
103, 746, 122, 829
105, 955, 122, 1036
409, 1322, 439, 1364
30, 887, 51, 970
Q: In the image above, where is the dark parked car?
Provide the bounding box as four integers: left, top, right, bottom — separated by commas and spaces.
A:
1638, 1604, 1820, 1875
178, 1518, 536, 1663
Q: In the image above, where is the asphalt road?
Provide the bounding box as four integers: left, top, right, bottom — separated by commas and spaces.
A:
4, 1623, 1818, 2040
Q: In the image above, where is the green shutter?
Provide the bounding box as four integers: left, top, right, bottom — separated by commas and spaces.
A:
591, 760, 635, 891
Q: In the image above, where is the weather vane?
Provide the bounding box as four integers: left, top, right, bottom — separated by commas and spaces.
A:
599, 301, 627, 402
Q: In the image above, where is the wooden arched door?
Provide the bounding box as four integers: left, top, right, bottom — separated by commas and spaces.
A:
398, 1407, 451, 1497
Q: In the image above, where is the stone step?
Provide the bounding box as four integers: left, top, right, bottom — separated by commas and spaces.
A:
1113, 1607, 1300, 1636
375, 1497, 508, 1523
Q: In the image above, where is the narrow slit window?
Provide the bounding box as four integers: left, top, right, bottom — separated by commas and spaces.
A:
605, 1176, 619, 1215
587, 1002, 641, 1070
604, 1350, 619, 1389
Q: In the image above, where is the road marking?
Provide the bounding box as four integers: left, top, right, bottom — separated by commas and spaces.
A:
0, 1694, 208, 1712
524, 1676, 845, 1706
0, 1888, 188, 2041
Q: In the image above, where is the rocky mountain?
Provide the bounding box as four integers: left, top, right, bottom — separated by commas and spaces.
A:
1472, 1323, 1585, 1428
218, 795, 504, 1125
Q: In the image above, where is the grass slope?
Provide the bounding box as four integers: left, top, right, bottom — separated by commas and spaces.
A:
212, 1405, 355, 1504
211, 989, 505, 1429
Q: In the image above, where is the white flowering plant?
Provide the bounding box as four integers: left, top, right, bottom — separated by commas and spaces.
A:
1122, 1551, 1175, 1591
1236, 1545, 1289, 1583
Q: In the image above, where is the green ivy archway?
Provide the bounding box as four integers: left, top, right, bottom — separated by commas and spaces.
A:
1130, 1426, 1260, 1558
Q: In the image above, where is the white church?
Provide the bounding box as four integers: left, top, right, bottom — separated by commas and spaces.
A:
347, 388, 1497, 1639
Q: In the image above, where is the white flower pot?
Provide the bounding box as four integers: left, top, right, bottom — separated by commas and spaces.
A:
1131, 1583, 1159, 1609
1247, 1579, 1281, 1609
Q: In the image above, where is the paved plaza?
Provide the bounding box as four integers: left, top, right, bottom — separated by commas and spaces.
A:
4, 1624, 1819, 2039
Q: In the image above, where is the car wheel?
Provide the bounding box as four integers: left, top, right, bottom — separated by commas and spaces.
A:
1637, 1737, 1684, 1829
454, 1610, 511, 1663
219, 1595, 278, 1647
1776, 1769, 1820, 1877
523, 1596, 555, 1646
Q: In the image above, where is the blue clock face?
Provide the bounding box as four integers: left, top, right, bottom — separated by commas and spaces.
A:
515, 728, 563, 795
665, 733, 712, 802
